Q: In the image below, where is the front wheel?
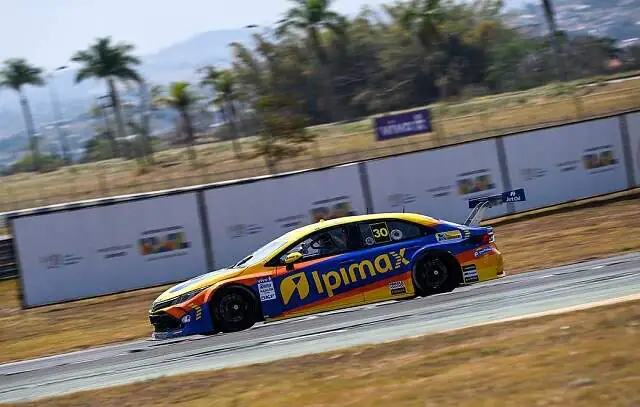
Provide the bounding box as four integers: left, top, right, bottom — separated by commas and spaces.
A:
412, 254, 459, 296
210, 287, 258, 333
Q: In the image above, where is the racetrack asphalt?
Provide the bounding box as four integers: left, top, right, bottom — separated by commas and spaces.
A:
2, 251, 640, 404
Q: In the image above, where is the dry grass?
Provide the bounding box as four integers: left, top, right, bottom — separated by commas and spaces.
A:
1, 78, 640, 213
0, 196, 638, 364
8, 298, 640, 407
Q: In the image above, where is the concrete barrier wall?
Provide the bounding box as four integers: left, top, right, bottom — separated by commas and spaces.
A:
8, 111, 638, 307
11, 193, 208, 307
502, 117, 629, 212
364, 139, 509, 223
203, 163, 368, 269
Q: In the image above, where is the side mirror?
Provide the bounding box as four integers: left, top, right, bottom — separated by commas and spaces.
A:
284, 252, 303, 270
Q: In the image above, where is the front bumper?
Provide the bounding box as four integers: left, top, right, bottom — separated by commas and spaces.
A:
149, 303, 214, 340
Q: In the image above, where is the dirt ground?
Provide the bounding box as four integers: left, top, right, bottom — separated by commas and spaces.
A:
1, 196, 639, 364
7, 298, 640, 407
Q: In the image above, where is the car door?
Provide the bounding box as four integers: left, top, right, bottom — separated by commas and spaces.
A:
351, 219, 428, 303
274, 224, 366, 316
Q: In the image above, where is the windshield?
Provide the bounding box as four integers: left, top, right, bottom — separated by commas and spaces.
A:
231, 234, 291, 268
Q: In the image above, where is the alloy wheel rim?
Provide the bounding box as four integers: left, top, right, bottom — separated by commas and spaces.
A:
424, 259, 447, 288
219, 293, 247, 323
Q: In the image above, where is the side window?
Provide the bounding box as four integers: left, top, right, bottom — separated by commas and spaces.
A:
281, 227, 349, 262
359, 220, 424, 248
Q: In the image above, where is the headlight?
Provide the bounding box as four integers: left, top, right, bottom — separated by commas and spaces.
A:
173, 287, 207, 305
153, 287, 207, 311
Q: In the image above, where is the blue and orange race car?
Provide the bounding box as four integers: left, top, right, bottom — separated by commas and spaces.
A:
149, 189, 526, 339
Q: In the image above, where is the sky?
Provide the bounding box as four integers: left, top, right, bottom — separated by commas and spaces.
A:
0, 0, 527, 71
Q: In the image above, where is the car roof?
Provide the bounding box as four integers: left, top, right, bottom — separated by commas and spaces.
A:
286, 212, 440, 241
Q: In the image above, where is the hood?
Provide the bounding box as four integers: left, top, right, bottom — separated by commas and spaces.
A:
154, 267, 245, 303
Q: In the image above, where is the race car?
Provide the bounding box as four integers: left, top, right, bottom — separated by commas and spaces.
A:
149, 188, 526, 339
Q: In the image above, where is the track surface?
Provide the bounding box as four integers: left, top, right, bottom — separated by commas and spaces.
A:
2, 252, 640, 404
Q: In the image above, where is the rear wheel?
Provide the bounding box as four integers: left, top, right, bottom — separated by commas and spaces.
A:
210, 286, 258, 333
412, 253, 460, 296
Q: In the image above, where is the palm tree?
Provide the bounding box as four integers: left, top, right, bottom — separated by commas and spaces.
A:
71, 37, 142, 157
199, 66, 243, 157
0, 58, 45, 171
399, 0, 444, 53
155, 81, 200, 163
277, 0, 345, 122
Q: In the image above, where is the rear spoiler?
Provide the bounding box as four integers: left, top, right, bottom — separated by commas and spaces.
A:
464, 188, 526, 227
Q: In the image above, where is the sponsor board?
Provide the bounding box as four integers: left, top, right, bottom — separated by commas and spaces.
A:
502, 188, 526, 203
503, 117, 627, 211
366, 139, 507, 223
12, 193, 207, 307
204, 164, 367, 269
374, 109, 432, 141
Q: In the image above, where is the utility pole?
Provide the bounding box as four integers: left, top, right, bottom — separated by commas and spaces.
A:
47, 65, 72, 164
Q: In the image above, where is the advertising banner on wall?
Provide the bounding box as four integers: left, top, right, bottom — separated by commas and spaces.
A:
204, 164, 367, 269
626, 112, 640, 187
374, 109, 432, 141
365, 139, 508, 223
12, 193, 208, 307
503, 117, 628, 212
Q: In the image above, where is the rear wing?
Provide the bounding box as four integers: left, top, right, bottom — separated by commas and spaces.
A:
464, 188, 526, 227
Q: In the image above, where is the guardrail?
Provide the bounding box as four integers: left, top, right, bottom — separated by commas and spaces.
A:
0, 236, 16, 279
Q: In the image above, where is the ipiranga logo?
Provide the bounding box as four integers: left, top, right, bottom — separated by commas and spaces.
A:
280, 249, 410, 305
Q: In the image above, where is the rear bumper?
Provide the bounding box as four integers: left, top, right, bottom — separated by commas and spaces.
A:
149, 304, 214, 340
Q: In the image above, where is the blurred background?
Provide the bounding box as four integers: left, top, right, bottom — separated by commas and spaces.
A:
0, 0, 639, 213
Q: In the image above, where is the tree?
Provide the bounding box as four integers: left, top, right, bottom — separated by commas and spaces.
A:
155, 81, 201, 163
399, 0, 444, 53
71, 37, 142, 157
252, 93, 315, 173
198, 65, 243, 157
0, 58, 45, 171
277, 0, 346, 122
124, 81, 162, 164
214, 70, 243, 156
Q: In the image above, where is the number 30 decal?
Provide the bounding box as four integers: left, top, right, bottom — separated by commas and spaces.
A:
370, 222, 391, 243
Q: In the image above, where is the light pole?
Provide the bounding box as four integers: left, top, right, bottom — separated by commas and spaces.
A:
47, 65, 71, 164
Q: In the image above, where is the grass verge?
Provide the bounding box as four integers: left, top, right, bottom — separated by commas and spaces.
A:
1, 77, 640, 212
7, 298, 640, 407
0, 195, 638, 364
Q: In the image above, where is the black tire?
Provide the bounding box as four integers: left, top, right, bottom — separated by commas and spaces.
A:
210, 286, 258, 333
412, 253, 460, 297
